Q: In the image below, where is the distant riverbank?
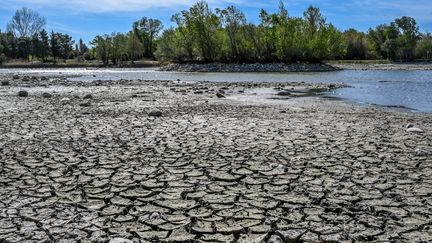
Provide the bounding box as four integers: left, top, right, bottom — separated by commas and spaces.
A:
160, 63, 339, 72
332, 62, 432, 71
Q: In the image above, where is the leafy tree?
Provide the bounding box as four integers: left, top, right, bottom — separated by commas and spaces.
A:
182, 1, 221, 62
91, 35, 112, 64
344, 29, 368, 60
394, 16, 420, 59
133, 17, 163, 58
416, 34, 432, 59
8, 7, 46, 38
216, 5, 246, 62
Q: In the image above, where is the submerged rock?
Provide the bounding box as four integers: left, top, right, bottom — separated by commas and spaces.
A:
13, 75, 20, 80
22, 76, 30, 81
1, 80, 10, 86
83, 94, 93, 99
18, 90, 28, 97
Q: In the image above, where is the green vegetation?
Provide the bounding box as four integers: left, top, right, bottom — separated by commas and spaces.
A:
1, 2, 432, 66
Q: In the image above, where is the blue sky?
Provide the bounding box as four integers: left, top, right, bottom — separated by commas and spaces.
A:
1, 0, 431, 44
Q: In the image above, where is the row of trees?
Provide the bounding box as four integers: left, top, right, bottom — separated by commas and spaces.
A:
2, 2, 432, 65
155, 1, 432, 63
0, 8, 83, 64
156, 2, 346, 63
90, 17, 163, 64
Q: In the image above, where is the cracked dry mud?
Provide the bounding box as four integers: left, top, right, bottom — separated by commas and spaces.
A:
0, 77, 431, 242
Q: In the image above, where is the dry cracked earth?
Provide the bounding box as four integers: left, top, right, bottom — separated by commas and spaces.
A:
0, 77, 431, 242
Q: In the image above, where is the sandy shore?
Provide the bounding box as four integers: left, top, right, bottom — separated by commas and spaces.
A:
0, 76, 431, 242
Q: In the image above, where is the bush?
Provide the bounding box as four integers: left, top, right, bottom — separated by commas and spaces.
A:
0, 54, 7, 64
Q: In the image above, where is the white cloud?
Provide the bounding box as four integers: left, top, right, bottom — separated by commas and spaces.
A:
1, 0, 251, 13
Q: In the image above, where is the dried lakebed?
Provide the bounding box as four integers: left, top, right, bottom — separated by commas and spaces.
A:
0, 77, 431, 242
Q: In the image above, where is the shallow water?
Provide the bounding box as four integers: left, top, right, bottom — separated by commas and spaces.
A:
1, 68, 431, 112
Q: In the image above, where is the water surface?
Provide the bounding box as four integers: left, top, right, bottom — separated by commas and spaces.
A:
1, 68, 431, 112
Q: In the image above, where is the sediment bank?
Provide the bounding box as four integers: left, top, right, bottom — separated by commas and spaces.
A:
160, 62, 339, 72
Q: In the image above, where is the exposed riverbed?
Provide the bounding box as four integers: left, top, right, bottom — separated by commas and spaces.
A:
1, 68, 432, 112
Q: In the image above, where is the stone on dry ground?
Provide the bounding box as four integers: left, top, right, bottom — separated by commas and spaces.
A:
0, 78, 431, 242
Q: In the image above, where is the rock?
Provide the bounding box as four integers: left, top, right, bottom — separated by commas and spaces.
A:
42, 92, 52, 98
60, 98, 71, 103
277, 91, 291, 96
83, 94, 93, 99
13, 75, 20, 80
1, 80, 10, 86
149, 110, 162, 117
22, 76, 30, 81
407, 127, 424, 133
41, 76, 48, 81
79, 102, 91, 107
109, 238, 133, 243
18, 90, 28, 97
216, 93, 226, 98
415, 149, 430, 156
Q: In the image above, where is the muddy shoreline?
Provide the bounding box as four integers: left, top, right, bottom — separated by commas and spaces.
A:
0, 75, 431, 242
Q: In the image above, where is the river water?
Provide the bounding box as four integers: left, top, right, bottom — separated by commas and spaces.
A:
1, 68, 431, 112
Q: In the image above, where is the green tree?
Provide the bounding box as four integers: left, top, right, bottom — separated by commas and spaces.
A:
216, 5, 246, 62
133, 17, 163, 58
91, 35, 111, 64
416, 34, 432, 59
394, 16, 420, 60
344, 29, 368, 59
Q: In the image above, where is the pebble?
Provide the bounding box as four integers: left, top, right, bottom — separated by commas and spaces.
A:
216, 93, 226, 98
42, 92, 52, 98
277, 91, 291, 96
407, 127, 424, 133
18, 90, 29, 97
109, 238, 133, 243
79, 102, 91, 107
149, 110, 163, 117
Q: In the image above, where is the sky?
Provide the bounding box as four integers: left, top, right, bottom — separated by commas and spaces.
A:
1, 0, 431, 44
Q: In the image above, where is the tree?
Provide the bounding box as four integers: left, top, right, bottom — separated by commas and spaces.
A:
416, 34, 432, 59
91, 35, 111, 64
50, 31, 60, 63
344, 29, 368, 59
133, 17, 163, 58
181, 1, 221, 62
58, 33, 74, 60
7, 7, 46, 38
38, 30, 50, 61
394, 16, 420, 60
76, 38, 89, 61
216, 5, 247, 62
